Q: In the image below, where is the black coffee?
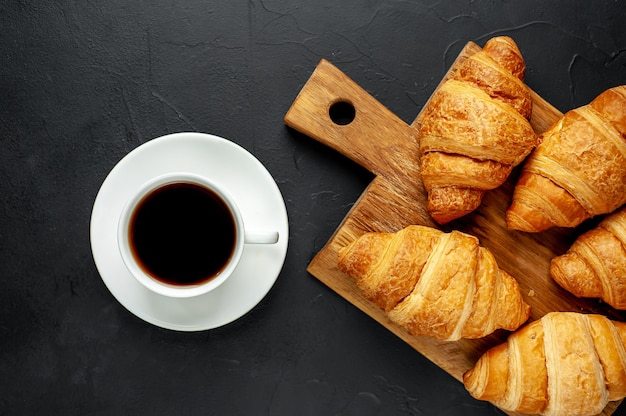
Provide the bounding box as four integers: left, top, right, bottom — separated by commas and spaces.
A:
129, 182, 237, 286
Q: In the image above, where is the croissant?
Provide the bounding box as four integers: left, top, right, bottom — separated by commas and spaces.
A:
550, 206, 626, 309
506, 85, 626, 232
337, 225, 530, 341
463, 312, 626, 416
418, 36, 537, 224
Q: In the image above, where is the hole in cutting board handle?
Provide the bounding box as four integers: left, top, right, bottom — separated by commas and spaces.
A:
329, 100, 356, 125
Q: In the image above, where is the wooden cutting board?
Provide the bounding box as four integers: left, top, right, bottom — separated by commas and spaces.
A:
284, 41, 626, 416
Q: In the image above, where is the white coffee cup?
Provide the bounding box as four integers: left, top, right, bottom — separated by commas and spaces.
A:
117, 172, 279, 298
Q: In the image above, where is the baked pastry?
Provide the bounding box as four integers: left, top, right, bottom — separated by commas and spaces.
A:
418, 36, 537, 224
337, 225, 530, 341
506, 85, 626, 232
550, 206, 626, 309
463, 312, 626, 416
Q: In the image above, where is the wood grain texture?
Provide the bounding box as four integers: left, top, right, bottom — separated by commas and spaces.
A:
284, 42, 625, 416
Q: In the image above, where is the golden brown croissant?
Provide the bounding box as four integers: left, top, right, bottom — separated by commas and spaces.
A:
337, 225, 530, 341
506, 85, 626, 232
418, 36, 537, 224
550, 207, 626, 309
463, 312, 626, 416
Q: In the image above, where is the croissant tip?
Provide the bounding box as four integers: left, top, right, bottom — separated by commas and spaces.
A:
431, 211, 472, 225
428, 190, 483, 224
486, 35, 516, 46
505, 207, 552, 233
549, 257, 576, 294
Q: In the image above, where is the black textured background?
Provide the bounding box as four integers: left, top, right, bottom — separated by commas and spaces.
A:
2, 1, 626, 415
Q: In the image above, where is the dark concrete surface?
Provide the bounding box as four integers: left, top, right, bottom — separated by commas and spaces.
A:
2, 1, 625, 415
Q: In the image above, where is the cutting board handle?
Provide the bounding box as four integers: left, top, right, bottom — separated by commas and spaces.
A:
284, 59, 421, 180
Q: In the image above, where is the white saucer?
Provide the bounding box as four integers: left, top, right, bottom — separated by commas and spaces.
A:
90, 132, 289, 331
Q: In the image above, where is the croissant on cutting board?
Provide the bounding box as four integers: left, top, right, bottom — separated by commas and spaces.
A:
551, 206, 626, 309
506, 85, 626, 232
463, 312, 626, 416
336, 225, 530, 341
418, 36, 537, 224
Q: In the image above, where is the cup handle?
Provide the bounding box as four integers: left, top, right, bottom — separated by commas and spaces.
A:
244, 231, 279, 244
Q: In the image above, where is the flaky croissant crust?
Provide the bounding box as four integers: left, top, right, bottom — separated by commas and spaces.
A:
337, 225, 530, 341
507, 85, 626, 232
464, 312, 626, 416
418, 36, 537, 225
551, 206, 626, 309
